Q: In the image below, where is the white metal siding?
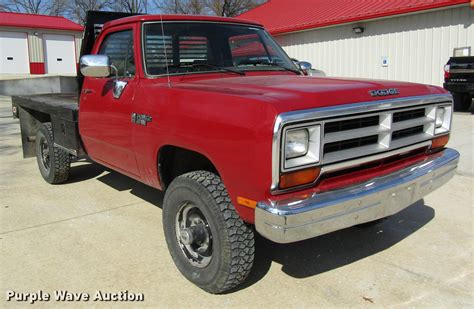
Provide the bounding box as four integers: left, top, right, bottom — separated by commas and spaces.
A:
276, 5, 474, 87
0, 31, 29, 74
43, 34, 76, 74
0, 27, 82, 76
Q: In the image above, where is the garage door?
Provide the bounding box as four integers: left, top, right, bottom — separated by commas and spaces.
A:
43, 34, 76, 75
0, 31, 30, 74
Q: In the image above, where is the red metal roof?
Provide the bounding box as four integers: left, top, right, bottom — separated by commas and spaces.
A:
0, 12, 83, 32
239, 0, 470, 35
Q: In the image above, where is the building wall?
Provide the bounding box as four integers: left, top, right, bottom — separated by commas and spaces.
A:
0, 26, 82, 75
276, 5, 474, 87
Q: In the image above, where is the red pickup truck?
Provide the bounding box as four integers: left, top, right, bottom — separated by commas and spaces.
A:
12, 12, 460, 293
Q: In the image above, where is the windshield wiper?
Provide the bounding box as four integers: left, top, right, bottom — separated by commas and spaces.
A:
186, 63, 245, 76
267, 62, 302, 75
238, 60, 301, 75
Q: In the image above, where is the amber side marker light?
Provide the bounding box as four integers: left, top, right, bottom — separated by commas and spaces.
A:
431, 135, 450, 150
237, 196, 257, 209
280, 167, 321, 190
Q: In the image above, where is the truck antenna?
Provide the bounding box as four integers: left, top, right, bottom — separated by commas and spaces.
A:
160, 14, 172, 88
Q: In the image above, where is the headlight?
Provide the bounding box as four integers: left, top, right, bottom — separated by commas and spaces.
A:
283, 124, 321, 170
435, 105, 452, 135
285, 129, 309, 159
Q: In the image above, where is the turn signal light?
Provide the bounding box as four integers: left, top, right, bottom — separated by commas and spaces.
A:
237, 196, 257, 209
280, 167, 320, 189
431, 135, 450, 150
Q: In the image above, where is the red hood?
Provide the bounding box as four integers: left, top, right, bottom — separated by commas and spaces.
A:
173, 75, 446, 113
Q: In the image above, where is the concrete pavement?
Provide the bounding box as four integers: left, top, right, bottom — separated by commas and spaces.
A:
0, 95, 472, 307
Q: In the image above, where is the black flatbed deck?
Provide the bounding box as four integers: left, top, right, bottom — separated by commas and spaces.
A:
12, 93, 85, 158
12, 93, 79, 122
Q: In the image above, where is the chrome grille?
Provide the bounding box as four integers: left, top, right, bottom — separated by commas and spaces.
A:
271, 94, 453, 193
324, 135, 379, 154
321, 104, 439, 164
324, 115, 379, 133
393, 108, 425, 122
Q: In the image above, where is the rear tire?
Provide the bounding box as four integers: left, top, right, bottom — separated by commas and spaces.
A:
35, 122, 71, 184
163, 171, 255, 294
452, 93, 471, 112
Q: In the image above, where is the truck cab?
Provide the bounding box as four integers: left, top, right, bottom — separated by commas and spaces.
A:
12, 12, 460, 294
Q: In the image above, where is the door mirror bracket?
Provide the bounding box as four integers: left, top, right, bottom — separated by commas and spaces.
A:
109, 65, 127, 99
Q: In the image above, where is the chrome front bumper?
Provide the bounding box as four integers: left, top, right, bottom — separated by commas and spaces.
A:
255, 148, 460, 243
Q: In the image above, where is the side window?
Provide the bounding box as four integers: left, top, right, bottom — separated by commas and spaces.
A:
99, 30, 135, 78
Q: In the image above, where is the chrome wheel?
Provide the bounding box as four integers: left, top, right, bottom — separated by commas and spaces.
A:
39, 136, 50, 171
175, 202, 213, 268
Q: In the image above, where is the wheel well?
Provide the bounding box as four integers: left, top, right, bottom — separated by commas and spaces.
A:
158, 146, 219, 189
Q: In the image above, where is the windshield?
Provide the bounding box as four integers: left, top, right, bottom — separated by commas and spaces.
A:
143, 22, 298, 76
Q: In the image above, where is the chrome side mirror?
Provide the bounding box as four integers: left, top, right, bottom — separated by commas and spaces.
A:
80, 55, 127, 99
80, 55, 111, 78
297, 61, 312, 72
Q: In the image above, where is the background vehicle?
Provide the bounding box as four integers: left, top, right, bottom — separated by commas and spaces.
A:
443, 56, 474, 112
11, 11, 459, 293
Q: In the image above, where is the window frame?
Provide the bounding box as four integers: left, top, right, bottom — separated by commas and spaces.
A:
141, 21, 289, 78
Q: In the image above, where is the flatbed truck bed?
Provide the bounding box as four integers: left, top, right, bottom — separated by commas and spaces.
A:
12, 93, 85, 158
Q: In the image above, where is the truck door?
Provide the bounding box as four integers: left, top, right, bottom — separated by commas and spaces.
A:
79, 26, 140, 176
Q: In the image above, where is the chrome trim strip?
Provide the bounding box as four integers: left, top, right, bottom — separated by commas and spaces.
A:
258, 148, 459, 243
276, 94, 452, 125
271, 94, 453, 193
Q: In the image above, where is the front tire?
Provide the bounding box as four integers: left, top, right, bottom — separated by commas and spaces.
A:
163, 171, 255, 294
35, 122, 71, 184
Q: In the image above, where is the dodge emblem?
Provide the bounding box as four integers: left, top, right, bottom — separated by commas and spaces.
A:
369, 88, 400, 97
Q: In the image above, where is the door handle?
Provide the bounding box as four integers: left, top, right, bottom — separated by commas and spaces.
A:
82, 89, 93, 94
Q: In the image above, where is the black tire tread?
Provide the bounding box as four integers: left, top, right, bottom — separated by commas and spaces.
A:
40, 123, 71, 184
168, 171, 254, 293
